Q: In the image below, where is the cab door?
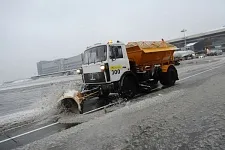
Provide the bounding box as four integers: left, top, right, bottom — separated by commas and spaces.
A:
108, 45, 130, 82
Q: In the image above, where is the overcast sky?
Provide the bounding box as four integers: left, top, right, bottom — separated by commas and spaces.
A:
0, 0, 225, 83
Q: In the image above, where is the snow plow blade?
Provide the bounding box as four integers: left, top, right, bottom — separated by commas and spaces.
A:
58, 87, 100, 114
58, 90, 84, 114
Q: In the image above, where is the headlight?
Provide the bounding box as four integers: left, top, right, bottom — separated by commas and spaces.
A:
100, 65, 105, 71
76, 69, 81, 74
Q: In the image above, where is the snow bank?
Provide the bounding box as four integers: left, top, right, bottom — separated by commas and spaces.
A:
0, 80, 82, 132
0, 75, 81, 91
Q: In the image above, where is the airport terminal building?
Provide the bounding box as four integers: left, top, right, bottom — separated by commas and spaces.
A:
37, 54, 82, 75
36, 27, 225, 76
168, 27, 225, 52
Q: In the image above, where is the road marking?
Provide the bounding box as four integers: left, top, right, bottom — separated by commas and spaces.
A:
1, 120, 40, 133
83, 102, 118, 115
178, 65, 223, 82
0, 122, 59, 144
0, 64, 224, 145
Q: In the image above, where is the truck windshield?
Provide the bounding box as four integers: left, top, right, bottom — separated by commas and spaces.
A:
83, 45, 107, 64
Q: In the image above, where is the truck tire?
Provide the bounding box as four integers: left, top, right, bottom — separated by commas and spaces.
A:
152, 67, 160, 85
120, 76, 137, 99
160, 67, 177, 86
159, 73, 168, 85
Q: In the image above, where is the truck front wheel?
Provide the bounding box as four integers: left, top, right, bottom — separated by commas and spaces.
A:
120, 76, 137, 99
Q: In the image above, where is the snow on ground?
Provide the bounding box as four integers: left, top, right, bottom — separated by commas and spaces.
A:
0, 75, 81, 91
17, 89, 184, 150
1, 55, 225, 133
0, 79, 82, 132
177, 55, 225, 75
11, 79, 32, 84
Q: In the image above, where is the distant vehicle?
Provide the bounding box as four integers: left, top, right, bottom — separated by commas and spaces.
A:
207, 49, 223, 56
194, 53, 206, 59
173, 50, 195, 63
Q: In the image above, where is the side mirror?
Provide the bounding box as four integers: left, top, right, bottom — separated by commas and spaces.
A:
110, 55, 116, 61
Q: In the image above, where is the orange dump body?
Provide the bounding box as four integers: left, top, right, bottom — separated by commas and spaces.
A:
126, 41, 177, 68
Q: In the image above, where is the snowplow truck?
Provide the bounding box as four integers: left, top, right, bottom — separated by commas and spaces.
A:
59, 40, 178, 114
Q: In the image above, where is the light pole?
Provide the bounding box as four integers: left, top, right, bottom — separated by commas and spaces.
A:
181, 29, 187, 50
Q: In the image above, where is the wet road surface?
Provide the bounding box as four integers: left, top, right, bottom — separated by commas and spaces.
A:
16, 57, 225, 150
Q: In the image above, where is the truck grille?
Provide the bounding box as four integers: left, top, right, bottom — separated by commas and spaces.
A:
83, 72, 106, 83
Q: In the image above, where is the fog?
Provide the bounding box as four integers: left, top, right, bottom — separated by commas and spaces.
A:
0, 0, 225, 83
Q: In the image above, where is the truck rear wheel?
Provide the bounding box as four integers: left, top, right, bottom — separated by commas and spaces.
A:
160, 67, 177, 86
120, 76, 137, 99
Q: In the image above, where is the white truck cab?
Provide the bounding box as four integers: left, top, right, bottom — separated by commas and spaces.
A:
80, 41, 130, 85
